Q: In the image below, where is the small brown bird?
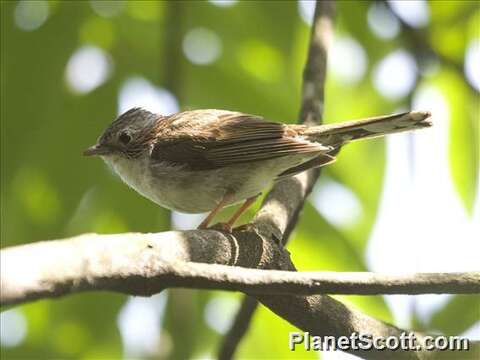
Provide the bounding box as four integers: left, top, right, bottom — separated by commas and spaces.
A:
84, 109, 431, 231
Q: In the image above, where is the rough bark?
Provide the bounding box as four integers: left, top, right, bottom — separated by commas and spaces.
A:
2, 232, 478, 307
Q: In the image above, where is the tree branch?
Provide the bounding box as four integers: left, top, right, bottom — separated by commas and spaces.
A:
2, 233, 478, 307
218, 296, 259, 360
218, 1, 335, 355
2, 232, 479, 359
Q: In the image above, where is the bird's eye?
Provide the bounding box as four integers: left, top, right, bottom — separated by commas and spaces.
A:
119, 132, 131, 145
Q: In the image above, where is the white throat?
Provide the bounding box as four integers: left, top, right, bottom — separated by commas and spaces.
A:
102, 154, 152, 198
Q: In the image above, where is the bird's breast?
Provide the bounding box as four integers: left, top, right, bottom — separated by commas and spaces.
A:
103, 155, 229, 213
104, 155, 153, 200
102, 155, 302, 214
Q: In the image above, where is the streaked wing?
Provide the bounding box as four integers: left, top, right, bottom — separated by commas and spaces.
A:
152, 110, 329, 170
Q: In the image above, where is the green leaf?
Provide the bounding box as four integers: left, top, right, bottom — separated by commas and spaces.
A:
429, 295, 480, 335
2, 293, 125, 359
163, 289, 204, 359
238, 304, 317, 359
431, 70, 479, 214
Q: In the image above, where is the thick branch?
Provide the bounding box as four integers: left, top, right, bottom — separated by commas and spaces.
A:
1, 233, 479, 306
0, 230, 284, 306
2, 233, 479, 360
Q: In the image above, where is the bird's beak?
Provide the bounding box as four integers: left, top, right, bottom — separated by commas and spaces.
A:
83, 144, 111, 156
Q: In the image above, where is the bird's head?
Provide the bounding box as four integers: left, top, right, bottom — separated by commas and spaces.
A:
84, 108, 160, 159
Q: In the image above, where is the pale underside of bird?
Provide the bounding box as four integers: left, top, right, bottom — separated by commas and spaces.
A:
84, 108, 432, 231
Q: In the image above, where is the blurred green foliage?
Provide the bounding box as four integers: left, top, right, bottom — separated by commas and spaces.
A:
1, 1, 478, 359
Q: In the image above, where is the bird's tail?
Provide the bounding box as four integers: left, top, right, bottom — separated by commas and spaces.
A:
301, 111, 432, 147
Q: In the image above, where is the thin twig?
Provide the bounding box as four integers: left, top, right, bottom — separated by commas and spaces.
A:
218, 296, 259, 360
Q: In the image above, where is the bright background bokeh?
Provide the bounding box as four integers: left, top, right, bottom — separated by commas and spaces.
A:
1, 1, 479, 359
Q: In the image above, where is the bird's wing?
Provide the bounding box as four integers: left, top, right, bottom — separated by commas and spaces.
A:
151, 110, 329, 170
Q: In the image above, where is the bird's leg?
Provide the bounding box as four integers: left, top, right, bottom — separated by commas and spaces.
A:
197, 192, 234, 229
225, 193, 260, 229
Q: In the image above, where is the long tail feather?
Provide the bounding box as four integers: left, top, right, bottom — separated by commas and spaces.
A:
302, 111, 432, 146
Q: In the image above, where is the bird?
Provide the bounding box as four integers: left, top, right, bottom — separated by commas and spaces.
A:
84, 108, 431, 231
